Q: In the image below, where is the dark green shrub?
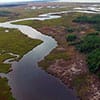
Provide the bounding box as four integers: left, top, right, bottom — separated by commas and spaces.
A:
87, 32, 100, 36
73, 15, 100, 24
73, 15, 100, 76
0, 11, 11, 16
87, 49, 100, 73
94, 24, 100, 31
76, 35, 100, 53
67, 28, 74, 33
73, 16, 89, 23
75, 34, 100, 75
66, 34, 77, 42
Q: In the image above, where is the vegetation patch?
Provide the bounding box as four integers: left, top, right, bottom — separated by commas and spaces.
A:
76, 34, 100, 53
66, 27, 75, 33
0, 53, 13, 73
0, 27, 42, 71
73, 15, 100, 32
72, 15, 100, 76
0, 78, 15, 100
75, 33, 100, 75
73, 15, 100, 24
0, 28, 42, 58
0, 17, 8, 22
66, 34, 77, 42
45, 51, 69, 61
0, 11, 12, 17
72, 74, 89, 99
87, 49, 100, 73
39, 50, 69, 70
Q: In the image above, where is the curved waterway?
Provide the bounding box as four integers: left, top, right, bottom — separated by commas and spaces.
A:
0, 11, 79, 100
0, 9, 98, 100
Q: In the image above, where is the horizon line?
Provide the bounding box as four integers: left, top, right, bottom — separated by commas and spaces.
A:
0, 1, 100, 4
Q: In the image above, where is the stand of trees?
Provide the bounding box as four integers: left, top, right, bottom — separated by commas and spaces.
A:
73, 15, 100, 24
87, 49, 100, 73
76, 32, 100, 74
76, 34, 100, 53
69, 14, 100, 75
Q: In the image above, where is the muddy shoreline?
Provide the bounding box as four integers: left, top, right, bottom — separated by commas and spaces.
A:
38, 26, 100, 100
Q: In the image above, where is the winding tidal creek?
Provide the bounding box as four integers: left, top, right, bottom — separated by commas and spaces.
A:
0, 9, 97, 100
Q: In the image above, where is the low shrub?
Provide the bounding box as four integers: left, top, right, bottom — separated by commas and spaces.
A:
87, 49, 100, 73
66, 34, 77, 42
76, 35, 100, 53
67, 28, 74, 33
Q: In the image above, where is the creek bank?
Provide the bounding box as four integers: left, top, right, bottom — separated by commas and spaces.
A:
38, 24, 100, 100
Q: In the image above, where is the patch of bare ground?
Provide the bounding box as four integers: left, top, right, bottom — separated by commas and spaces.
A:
47, 48, 87, 86
38, 25, 100, 99
38, 26, 67, 46
87, 75, 100, 100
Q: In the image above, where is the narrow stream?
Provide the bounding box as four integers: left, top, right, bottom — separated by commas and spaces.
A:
0, 9, 98, 100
